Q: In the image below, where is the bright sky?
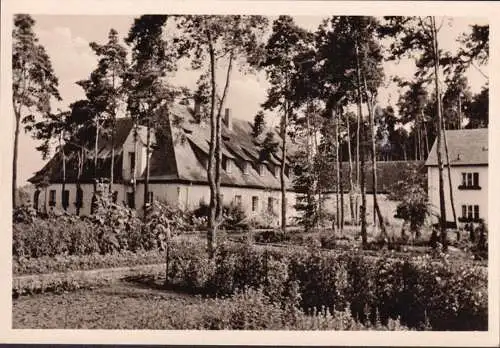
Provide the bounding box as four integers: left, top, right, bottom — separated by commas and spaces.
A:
16, 15, 488, 186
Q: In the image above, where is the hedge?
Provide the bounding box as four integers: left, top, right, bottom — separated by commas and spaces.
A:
13, 249, 166, 275
164, 238, 488, 331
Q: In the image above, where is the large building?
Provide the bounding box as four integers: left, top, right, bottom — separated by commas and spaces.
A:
425, 128, 488, 226
28, 102, 298, 224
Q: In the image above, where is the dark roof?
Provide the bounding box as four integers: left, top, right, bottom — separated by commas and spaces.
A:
28, 118, 135, 184
326, 160, 426, 194
29, 104, 294, 190
425, 128, 488, 166
29, 102, 421, 193
152, 104, 293, 190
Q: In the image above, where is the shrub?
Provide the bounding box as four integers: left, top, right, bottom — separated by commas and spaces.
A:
221, 203, 248, 231
13, 249, 166, 275
12, 204, 38, 224
254, 229, 290, 244
162, 238, 487, 331
165, 287, 408, 330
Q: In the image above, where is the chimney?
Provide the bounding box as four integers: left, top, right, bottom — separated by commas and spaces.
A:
224, 108, 232, 131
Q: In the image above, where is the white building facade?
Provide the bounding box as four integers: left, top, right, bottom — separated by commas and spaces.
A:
425, 128, 488, 226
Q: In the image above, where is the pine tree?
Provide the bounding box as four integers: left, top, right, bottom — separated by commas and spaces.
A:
252, 111, 266, 138
176, 15, 268, 255
12, 14, 61, 208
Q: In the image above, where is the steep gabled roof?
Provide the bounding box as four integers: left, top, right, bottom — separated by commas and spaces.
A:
28, 118, 136, 184
144, 103, 293, 190
425, 128, 488, 166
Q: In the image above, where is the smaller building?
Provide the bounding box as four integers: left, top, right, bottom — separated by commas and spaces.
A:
425, 128, 488, 226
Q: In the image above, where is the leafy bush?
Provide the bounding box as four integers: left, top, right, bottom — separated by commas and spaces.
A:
254, 229, 290, 244
163, 238, 487, 331
12, 198, 196, 260
12, 204, 38, 224
221, 203, 249, 231
13, 249, 166, 275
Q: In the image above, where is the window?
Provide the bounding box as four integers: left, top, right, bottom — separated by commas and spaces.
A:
258, 164, 265, 176
62, 190, 70, 209
274, 166, 280, 178
460, 172, 480, 189
49, 190, 56, 207
268, 197, 274, 213
461, 204, 480, 222
234, 195, 242, 206
127, 192, 135, 209
33, 190, 40, 211
243, 162, 249, 175
222, 157, 233, 173
148, 191, 154, 204
252, 196, 259, 212
128, 152, 136, 175
112, 191, 118, 203
76, 188, 83, 208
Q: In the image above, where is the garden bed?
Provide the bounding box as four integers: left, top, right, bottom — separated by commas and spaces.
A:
12, 279, 406, 330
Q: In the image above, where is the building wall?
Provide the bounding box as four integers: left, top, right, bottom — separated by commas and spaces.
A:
121, 126, 151, 182
427, 165, 488, 225
34, 181, 299, 225
321, 193, 404, 228
32, 183, 127, 216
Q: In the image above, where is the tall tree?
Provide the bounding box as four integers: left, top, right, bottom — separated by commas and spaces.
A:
259, 15, 313, 233
12, 14, 61, 208
315, 16, 385, 245
252, 110, 266, 138
85, 29, 129, 191
381, 16, 453, 249
177, 15, 268, 255
454, 24, 489, 80
465, 87, 488, 128
125, 15, 178, 218
30, 109, 72, 210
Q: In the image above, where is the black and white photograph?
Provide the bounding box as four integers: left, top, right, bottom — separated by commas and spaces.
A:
1, 0, 498, 345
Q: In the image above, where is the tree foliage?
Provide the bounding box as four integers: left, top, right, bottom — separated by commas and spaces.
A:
12, 14, 61, 207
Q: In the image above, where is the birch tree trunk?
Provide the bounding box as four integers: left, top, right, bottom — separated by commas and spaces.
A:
355, 38, 367, 245
143, 119, 151, 219
362, 72, 387, 237
280, 77, 288, 233
13, 111, 21, 208
431, 16, 448, 250
207, 31, 218, 257
346, 112, 356, 225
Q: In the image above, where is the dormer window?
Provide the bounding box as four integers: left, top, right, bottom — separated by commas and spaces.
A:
274, 166, 280, 178
223, 156, 233, 173
258, 163, 265, 176
242, 161, 249, 175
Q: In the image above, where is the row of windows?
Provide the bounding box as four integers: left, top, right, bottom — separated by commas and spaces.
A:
239, 195, 278, 213
40, 189, 115, 210
459, 172, 481, 189
46, 189, 82, 207
38, 188, 280, 215
224, 157, 288, 178
128, 151, 289, 179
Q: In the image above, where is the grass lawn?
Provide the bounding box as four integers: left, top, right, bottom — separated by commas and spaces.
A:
13, 277, 396, 331
13, 278, 206, 329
